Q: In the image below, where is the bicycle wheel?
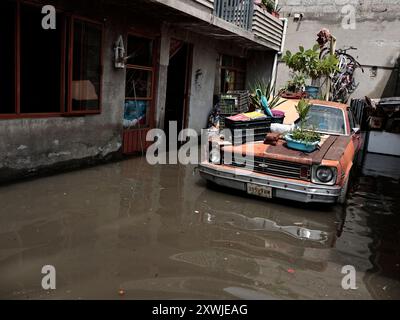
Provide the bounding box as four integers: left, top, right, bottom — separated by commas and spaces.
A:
339, 53, 363, 71
336, 87, 350, 103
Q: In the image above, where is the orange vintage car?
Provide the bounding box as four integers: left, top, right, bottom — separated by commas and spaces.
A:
199, 100, 362, 204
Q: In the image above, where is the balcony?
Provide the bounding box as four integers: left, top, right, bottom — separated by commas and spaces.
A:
214, 0, 254, 31
207, 0, 285, 50
153, 0, 285, 51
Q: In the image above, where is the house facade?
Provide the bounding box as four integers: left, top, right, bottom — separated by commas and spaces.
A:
0, 0, 285, 182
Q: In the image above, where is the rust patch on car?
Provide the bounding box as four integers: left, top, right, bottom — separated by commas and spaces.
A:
324, 136, 352, 161
225, 135, 343, 166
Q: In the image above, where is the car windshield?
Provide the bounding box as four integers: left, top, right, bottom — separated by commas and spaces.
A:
301, 105, 346, 135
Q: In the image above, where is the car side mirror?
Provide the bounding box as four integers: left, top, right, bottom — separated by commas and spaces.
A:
352, 128, 360, 134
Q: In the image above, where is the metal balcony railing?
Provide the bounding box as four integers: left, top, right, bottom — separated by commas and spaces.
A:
214, 0, 254, 31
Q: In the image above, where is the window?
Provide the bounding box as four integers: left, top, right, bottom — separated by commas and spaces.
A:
220, 55, 246, 93
0, 2, 16, 114
70, 20, 102, 112
302, 105, 346, 135
0, 3, 103, 118
20, 5, 62, 113
124, 35, 155, 129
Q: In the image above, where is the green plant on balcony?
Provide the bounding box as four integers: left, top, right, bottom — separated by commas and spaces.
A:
262, 0, 276, 14
274, 5, 282, 15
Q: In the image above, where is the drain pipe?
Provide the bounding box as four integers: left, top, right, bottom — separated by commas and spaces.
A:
271, 17, 288, 94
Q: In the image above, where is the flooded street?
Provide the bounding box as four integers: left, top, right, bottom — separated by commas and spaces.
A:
0, 155, 399, 300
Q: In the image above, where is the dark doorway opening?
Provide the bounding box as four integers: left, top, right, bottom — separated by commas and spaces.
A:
164, 40, 192, 146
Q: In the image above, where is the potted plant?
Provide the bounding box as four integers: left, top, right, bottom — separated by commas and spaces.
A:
272, 5, 281, 18
249, 79, 287, 123
285, 99, 321, 152
282, 45, 339, 99
261, 0, 276, 14
281, 72, 308, 99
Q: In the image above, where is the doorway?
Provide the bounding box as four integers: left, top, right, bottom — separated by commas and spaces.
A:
164, 40, 192, 145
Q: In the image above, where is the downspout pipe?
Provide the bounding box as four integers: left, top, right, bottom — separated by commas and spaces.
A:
271, 17, 288, 94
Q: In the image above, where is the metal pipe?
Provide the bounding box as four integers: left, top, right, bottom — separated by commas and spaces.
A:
271, 17, 288, 92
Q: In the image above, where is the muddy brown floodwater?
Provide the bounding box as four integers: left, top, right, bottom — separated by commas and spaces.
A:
0, 155, 399, 300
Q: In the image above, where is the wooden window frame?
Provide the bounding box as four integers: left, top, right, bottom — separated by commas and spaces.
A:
67, 16, 104, 115
124, 32, 159, 131
220, 54, 247, 93
0, 1, 104, 119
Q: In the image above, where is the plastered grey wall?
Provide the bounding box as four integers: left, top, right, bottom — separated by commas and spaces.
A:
0, 0, 278, 181
276, 0, 400, 98
157, 26, 277, 134
247, 50, 276, 87
0, 1, 126, 180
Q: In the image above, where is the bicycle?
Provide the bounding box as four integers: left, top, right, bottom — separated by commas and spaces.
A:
320, 46, 364, 103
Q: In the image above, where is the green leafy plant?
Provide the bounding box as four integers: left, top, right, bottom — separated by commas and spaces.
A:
317, 53, 340, 78
290, 99, 320, 143
262, 0, 276, 13
291, 128, 321, 143
295, 99, 312, 128
282, 45, 339, 81
285, 72, 308, 92
249, 79, 287, 110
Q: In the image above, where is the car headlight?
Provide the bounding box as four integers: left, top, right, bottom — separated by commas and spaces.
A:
209, 149, 222, 165
312, 166, 337, 185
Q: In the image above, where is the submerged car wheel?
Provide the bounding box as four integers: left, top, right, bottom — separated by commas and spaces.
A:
338, 177, 350, 205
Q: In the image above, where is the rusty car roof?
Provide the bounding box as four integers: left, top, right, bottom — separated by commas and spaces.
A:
274, 99, 348, 125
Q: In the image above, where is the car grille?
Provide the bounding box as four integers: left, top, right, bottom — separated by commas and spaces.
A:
230, 156, 311, 181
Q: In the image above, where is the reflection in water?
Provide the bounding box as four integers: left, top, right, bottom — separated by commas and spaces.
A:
0, 156, 398, 299
200, 209, 330, 243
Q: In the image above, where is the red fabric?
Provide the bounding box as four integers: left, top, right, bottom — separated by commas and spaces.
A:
227, 114, 250, 122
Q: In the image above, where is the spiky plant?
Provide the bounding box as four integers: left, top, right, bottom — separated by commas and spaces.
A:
249, 79, 286, 110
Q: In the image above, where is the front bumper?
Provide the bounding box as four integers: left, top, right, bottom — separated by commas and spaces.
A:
198, 163, 341, 204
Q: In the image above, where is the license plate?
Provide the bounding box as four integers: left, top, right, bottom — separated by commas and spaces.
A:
247, 183, 272, 198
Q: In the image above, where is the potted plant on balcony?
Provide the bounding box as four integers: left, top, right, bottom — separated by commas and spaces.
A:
285, 99, 321, 152
272, 5, 281, 18
282, 45, 339, 99
260, 0, 280, 17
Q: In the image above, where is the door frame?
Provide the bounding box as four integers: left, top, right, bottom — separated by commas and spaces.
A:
122, 30, 160, 155
182, 43, 193, 131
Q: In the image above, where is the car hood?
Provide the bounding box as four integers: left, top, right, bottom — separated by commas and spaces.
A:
224, 135, 351, 165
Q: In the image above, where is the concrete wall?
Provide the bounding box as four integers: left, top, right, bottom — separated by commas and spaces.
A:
0, 1, 128, 182
157, 26, 276, 134
247, 50, 276, 88
0, 0, 278, 181
276, 0, 400, 99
